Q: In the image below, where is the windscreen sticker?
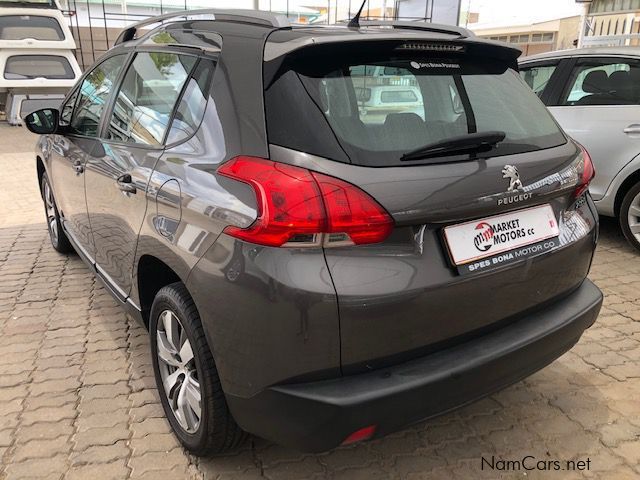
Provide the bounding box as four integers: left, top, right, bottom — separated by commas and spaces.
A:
410, 61, 461, 70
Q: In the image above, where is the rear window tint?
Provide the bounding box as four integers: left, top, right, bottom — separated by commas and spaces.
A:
0, 15, 64, 41
265, 47, 566, 167
4, 55, 74, 79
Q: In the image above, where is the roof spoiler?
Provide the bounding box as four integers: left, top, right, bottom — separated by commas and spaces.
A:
346, 20, 474, 38
114, 8, 290, 46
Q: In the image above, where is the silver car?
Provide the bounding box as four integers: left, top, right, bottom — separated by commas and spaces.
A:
520, 47, 640, 251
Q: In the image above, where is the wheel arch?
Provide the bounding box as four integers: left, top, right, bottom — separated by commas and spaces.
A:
137, 254, 185, 328
36, 155, 46, 196
614, 168, 640, 218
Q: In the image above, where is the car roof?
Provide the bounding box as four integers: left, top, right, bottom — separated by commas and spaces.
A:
521, 46, 640, 63
110, 9, 521, 63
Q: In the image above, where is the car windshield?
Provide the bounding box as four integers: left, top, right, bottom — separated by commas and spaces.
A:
265, 48, 566, 167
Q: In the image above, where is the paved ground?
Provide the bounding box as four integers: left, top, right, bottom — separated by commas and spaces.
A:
0, 123, 639, 480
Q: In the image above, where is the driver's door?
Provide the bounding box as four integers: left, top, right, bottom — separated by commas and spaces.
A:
47, 54, 128, 258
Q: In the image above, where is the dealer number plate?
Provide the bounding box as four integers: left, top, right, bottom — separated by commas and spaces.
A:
444, 205, 560, 270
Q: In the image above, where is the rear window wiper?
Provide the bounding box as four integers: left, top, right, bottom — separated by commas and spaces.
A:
400, 131, 506, 162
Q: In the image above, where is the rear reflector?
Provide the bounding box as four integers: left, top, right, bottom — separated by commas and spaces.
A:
218, 156, 394, 248
341, 425, 377, 446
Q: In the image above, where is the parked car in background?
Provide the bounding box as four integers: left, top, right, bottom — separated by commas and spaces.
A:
0, 0, 81, 123
25, 10, 602, 455
520, 47, 640, 251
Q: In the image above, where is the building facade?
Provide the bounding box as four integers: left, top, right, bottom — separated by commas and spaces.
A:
472, 16, 581, 56
580, 0, 640, 46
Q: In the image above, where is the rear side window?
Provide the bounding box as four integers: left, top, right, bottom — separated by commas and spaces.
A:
4, 55, 74, 79
265, 48, 565, 167
106, 52, 197, 146
561, 58, 640, 106
520, 64, 558, 98
0, 15, 64, 41
166, 59, 214, 144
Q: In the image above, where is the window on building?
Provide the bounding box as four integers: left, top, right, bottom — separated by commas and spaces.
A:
531, 33, 555, 43
590, 0, 640, 14
509, 34, 529, 44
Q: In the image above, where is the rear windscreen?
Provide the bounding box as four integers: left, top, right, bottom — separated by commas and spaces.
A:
265, 47, 566, 167
0, 15, 64, 41
4, 55, 74, 80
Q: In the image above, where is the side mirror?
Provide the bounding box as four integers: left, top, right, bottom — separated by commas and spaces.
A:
24, 109, 60, 135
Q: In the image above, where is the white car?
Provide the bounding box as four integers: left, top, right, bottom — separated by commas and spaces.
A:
521, 47, 640, 251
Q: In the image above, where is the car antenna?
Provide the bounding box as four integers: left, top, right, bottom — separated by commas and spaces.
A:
348, 0, 368, 28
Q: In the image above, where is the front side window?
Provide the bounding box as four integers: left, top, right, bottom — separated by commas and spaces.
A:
106, 52, 197, 146
520, 63, 558, 99
60, 89, 79, 126
70, 55, 126, 137
0, 15, 64, 41
561, 58, 640, 106
265, 50, 566, 167
4, 55, 74, 80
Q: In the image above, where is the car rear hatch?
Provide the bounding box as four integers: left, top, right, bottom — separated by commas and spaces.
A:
262, 31, 598, 373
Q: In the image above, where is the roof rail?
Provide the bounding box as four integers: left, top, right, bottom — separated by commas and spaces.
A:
356, 20, 473, 38
114, 8, 290, 45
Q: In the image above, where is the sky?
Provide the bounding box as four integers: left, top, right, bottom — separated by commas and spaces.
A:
467, 0, 584, 26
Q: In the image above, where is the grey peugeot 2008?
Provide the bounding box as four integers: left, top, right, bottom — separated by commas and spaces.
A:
24, 9, 603, 455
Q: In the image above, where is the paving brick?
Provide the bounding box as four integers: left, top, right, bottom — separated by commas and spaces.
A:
128, 449, 191, 476
16, 420, 74, 443
12, 436, 71, 462
70, 440, 130, 466
21, 404, 77, 426
76, 411, 130, 432
72, 424, 131, 451
4, 454, 67, 479
64, 459, 129, 480
131, 417, 172, 438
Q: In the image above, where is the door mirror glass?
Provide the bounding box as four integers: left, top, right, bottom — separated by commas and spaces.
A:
24, 108, 59, 134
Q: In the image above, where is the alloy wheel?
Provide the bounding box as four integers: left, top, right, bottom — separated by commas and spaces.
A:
627, 191, 640, 244
156, 309, 202, 433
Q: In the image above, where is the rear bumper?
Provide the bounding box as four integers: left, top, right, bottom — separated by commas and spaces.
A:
226, 279, 602, 452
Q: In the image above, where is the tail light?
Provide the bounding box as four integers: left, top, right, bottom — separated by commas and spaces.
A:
574, 144, 595, 198
217, 156, 394, 248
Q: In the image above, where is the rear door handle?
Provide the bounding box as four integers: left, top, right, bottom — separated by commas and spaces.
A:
116, 174, 136, 194
624, 124, 640, 134
73, 161, 84, 175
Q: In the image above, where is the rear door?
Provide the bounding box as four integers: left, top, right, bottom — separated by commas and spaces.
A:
85, 50, 198, 299
265, 43, 595, 372
542, 56, 640, 201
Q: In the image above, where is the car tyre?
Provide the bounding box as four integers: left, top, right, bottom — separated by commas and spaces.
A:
150, 282, 247, 456
620, 181, 640, 253
41, 173, 74, 254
